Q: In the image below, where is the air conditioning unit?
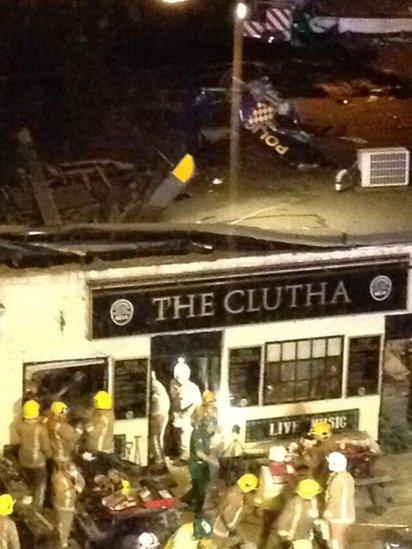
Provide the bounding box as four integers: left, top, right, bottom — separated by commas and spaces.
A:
357, 147, 409, 188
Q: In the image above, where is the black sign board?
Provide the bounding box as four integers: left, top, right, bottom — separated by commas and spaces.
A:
386, 313, 412, 340
91, 262, 407, 338
246, 409, 360, 443
114, 359, 148, 420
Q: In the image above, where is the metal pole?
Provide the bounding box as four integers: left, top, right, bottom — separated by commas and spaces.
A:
229, 1, 245, 199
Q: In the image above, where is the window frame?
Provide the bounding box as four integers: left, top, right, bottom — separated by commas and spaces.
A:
263, 336, 345, 405
228, 345, 263, 408
346, 334, 383, 398
113, 356, 150, 420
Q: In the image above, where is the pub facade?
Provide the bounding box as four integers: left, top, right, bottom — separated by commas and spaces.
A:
1, 244, 411, 464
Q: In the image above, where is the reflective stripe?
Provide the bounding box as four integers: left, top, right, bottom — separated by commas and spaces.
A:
340, 483, 347, 520
290, 500, 303, 539
226, 503, 243, 529
97, 415, 109, 451
55, 424, 67, 462
33, 423, 41, 463
55, 504, 75, 512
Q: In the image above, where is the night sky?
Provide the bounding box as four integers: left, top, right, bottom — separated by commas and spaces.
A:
0, 0, 236, 161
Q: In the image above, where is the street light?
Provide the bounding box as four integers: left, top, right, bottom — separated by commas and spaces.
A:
161, 0, 248, 199
229, 1, 247, 198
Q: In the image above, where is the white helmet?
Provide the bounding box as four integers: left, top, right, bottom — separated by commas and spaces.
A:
173, 357, 191, 383
269, 445, 287, 462
327, 451, 347, 473
137, 532, 159, 549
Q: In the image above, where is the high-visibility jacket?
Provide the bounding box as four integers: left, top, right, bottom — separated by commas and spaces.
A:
276, 494, 319, 541
16, 419, 52, 468
324, 471, 355, 524
213, 485, 245, 538
0, 516, 20, 549
48, 417, 82, 464
84, 409, 114, 453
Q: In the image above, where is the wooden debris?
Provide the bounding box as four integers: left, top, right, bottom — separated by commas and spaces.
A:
15, 128, 62, 227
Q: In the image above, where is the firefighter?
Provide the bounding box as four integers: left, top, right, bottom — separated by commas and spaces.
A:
48, 401, 82, 465
84, 391, 114, 454
0, 493, 20, 549
273, 478, 322, 549
16, 399, 51, 507
323, 452, 355, 549
306, 421, 337, 485
51, 461, 85, 548
165, 517, 213, 548
169, 358, 202, 461
149, 371, 170, 465
213, 473, 259, 545
188, 417, 217, 516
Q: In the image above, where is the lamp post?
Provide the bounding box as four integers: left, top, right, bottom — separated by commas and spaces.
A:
161, 0, 247, 198
229, 1, 247, 197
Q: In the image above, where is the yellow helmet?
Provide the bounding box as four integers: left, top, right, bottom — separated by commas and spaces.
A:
93, 391, 112, 410
23, 399, 40, 420
202, 390, 216, 405
311, 420, 331, 439
121, 479, 131, 495
0, 494, 14, 516
50, 401, 68, 416
296, 479, 322, 500
237, 474, 258, 494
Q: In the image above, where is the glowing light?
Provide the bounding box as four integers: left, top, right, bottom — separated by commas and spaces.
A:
236, 1, 248, 20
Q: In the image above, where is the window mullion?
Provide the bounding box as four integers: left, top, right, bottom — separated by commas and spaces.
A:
293, 340, 297, 402
258, 345, 265, 406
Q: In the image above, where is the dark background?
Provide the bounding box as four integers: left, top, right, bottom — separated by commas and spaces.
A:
0, 0, 234, 162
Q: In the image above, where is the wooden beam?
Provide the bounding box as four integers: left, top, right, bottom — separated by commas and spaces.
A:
15, 128, 61, 226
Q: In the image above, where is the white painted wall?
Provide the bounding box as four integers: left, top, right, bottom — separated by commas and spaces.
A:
0, 242, 410, 462
218, 313, 385, 443
0, 268, 151, 464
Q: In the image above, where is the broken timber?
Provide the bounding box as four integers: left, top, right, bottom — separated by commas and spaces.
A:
15, 128, 62, 227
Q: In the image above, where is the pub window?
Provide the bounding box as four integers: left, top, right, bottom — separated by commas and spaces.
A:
347, 336, 381, 397
264, 337, 343, 404
24, 359, 108, 417
228, 347, 261, 407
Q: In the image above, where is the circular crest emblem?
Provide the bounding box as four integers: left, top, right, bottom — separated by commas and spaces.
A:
110, 299, 134, 326
369, 275, 392, 301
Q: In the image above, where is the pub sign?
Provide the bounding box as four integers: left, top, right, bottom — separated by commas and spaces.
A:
245, 409, 360, 443
91, 262, 407, 338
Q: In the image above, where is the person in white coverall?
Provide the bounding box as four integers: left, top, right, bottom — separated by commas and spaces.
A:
169, 358, 201, 461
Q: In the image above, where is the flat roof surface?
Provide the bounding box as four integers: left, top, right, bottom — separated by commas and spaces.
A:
162, 167, 412, 244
